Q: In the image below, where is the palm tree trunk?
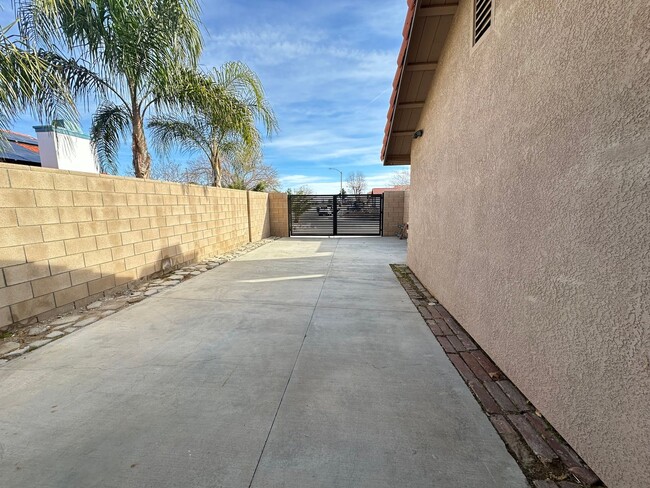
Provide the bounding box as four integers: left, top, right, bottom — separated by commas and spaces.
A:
132, 110, 151, 179
211, 150, 221, 187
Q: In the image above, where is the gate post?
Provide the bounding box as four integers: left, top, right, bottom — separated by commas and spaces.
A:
333, 195, 338, 236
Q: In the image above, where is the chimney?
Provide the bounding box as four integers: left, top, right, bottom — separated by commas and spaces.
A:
34, 120, 100, 174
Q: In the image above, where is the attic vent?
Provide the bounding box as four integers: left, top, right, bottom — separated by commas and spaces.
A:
474, 0, 492, 44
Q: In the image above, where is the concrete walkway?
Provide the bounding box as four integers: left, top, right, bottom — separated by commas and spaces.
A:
0, 238, 527, 488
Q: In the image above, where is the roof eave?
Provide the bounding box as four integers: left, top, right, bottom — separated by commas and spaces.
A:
381, 1, 458, 166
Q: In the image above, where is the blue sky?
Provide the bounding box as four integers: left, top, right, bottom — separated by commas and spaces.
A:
1, 0, 409, 193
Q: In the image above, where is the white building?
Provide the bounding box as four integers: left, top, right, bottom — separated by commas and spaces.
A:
33, 120, 99, 174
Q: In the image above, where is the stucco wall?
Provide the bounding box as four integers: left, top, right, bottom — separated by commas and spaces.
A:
0, 163, 277, 328
407, 1, 649, 486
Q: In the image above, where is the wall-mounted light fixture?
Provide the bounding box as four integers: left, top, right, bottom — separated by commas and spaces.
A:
413, 129, 424, 139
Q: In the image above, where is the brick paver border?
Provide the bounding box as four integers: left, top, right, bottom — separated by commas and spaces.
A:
391, 264, 604, 488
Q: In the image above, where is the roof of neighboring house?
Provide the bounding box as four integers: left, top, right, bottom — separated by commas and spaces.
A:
381, 0, 458, 166
0, 130, 41, 165
371, 186, 410, 195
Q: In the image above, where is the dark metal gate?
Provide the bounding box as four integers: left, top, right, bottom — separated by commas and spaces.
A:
289, 194, 383, 236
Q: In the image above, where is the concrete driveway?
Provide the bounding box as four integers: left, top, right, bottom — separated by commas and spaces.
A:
0, 237, 527, 488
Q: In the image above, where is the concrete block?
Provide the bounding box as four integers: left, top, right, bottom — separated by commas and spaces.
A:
24, 241, 66, 262
16, 207, 60, 225
0, 208, 18, 226
96, 233, 122, 249
102, 193, 127, 206
130, 217, 150, 231
142, 228, 160, 241
34, 189, 74, 207
112, 179, 137, 193
151, 237, 168, 251
48, 253, 85, 275
0, 282, 33, 308
10, 293, 55, 321
78, 221, 108, 237
138, 180, 157, 194
59, 206, 92, 223
138, 205, 157, 217
52, 173, 87, 191
0, 225, 42, 248
0, 305, 12, 327
144, 250, 161, 264
111, 244, 134, 260
117, 206, 139, 219
4, 261, 50, 286
0, 188, 36, 207
124, 253, 146, 270
91, 206, 119, 221
115, 268, 137, 286
54, 283, 89, 307
134, 241, 154, 255
63, 235, 97, 255
86, 177, 115, 193
70, 265, 101, 286
73, 191, 103, 207
31, 272, 72, 297
107, 219, 131, 233
42, 222, 79, 242
146, 194, 164, 206
100, 259, 126, 277
121, 230, 143, 245
9, 169, 54, 189
136, 262, 157, 279
87, 275, 115, 295
83, 249, 112, 267
126, 193, 147, 206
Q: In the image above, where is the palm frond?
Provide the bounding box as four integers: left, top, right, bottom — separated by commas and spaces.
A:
213, 61, 279, 138
148, 114, 211, 159
0, 22, 78, 138
90, 100, 130, 174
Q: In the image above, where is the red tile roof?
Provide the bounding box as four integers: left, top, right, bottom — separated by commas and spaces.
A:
381, 2, 458, 165
381, 0, 417, 163
371, 186, 410, 195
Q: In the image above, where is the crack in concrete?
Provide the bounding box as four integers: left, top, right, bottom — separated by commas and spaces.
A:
246, 238, 341, 488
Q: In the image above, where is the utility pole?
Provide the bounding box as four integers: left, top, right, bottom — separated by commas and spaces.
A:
329, 167, 343, 195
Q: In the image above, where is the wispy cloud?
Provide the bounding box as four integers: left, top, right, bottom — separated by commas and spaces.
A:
4, 0, 409, 188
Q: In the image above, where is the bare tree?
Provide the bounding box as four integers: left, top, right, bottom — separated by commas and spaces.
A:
346, 171, 367, 195
151, 159, 190, 184
390, 169, 410, 187
221, 145, 280, 191
183, 159, 214, 186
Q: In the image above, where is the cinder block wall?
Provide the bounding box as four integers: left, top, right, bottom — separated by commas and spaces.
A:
248, 191, 271, 242
269, 193, 289, 237
0, 163, 280, 328
382, 191, 406, 236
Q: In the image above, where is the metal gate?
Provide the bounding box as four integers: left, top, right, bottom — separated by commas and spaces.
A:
289, 194, 383, 236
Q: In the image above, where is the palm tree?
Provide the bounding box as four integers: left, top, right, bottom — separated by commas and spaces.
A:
0, 22, 77, 140
17, 0, 203, 176
148, 61, 278, 187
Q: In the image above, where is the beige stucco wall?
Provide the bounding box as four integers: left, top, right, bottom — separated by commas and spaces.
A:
407, 1, 649, 486
0, 163, 275, 328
